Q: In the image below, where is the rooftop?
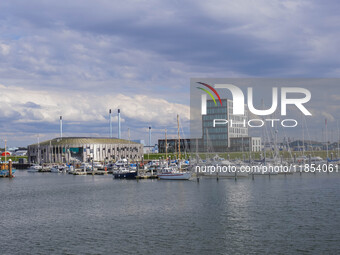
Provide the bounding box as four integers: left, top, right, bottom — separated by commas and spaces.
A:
29, 137, 140, 146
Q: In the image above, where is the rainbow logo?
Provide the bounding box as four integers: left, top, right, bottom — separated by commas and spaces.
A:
196, 82, 223, 106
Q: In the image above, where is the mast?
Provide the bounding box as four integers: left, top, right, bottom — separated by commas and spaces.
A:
128, 128, 130, 161
165, 128, 167, 160
4, 139, 7, 163
337, 120, 339, 159
177, 114, 181, 160
302, 117, 305, 156
37, 135, 40, 164
261, 99, 266, 163
326, 118, 329, 159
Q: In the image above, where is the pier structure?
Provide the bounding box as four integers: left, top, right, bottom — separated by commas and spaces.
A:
27, 137, 143, 164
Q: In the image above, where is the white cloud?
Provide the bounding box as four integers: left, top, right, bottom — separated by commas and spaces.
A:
0, 83, 189, 125
0, 43, 10, 55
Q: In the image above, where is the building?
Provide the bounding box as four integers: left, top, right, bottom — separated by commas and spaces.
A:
13, 150, 28, 156
143, 144, 159, 154
158, 139, 191, 154
202, 99, 248, 152
229, 137, 262, 152
27, 137, 143, 164
132, 139, 145, 146
288, 140, 323, 151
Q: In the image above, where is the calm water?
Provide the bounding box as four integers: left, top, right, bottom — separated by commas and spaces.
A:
1, 171, 339, 254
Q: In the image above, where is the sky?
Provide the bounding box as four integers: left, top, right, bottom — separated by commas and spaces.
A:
0, 0, 340, 147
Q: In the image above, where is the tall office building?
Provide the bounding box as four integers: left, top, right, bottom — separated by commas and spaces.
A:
202, 99, 248, 152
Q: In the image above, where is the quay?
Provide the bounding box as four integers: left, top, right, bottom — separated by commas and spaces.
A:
70, 169, 109, 175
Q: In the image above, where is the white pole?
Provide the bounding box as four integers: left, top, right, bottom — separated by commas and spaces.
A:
149, 127, 151, 147
118, 109, 121, 139
109, 109, 112, 138
4, 139, 7, 163
60, 116, 63, 138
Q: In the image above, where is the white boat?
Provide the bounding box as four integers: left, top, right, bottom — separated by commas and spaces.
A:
147, 160, 160, 167
115, 159, 128, 168
157, 167, 191, 180
51, 166, 60, 173
27, 164, 42, 172
51, 165, 67, 173
93, 162, 104, 169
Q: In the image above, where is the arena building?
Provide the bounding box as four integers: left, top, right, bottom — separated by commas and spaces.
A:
27, 137, 143, 164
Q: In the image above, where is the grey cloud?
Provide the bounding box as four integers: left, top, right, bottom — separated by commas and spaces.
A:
0, 0, 339, 146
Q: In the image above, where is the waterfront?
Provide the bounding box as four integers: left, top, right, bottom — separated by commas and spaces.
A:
1, 171, 339, 254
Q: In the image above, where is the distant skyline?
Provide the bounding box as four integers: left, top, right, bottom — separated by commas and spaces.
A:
0, 0, 340, 147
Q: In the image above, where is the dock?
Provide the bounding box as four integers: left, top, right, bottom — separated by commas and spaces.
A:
71, 169, 109, 175
72, 171, 87, 175
135, 175, 158, 179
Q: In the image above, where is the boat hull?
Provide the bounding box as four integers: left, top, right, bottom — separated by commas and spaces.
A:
158, 172, 191, 180
113, 171, 137, 179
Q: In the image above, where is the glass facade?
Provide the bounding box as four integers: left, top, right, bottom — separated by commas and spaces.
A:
202, 99, 248, 152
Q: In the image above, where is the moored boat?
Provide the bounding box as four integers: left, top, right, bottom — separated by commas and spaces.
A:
157, 167, 191, 180
113, 168, 137, 179
27, 164, 42, 172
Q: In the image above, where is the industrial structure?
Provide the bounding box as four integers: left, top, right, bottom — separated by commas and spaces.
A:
27, 137, 143, 164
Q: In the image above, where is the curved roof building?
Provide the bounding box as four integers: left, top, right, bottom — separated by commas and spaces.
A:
27, 137, 143, 164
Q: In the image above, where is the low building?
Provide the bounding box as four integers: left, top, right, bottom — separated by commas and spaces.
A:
143, 144, 158, 154
27, 137, 143, 164
289, 140, 323, 151
158, 139, 191, 154
14, 150, 28, 156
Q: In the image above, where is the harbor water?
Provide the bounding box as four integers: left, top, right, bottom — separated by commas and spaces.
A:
1, 171, 339, 254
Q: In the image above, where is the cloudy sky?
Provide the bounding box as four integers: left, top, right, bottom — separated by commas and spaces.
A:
0, 0, 340, 147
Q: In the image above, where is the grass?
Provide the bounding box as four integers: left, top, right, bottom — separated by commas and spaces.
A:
0, 156, 28, 162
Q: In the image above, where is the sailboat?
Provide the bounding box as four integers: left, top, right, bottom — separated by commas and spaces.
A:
158, 115, 192, 180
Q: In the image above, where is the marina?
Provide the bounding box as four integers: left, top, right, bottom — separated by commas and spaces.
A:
1, 0, 340, 253
1, 170, 339, 254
